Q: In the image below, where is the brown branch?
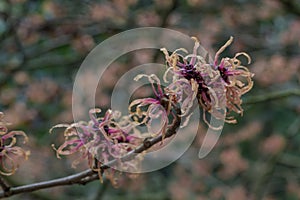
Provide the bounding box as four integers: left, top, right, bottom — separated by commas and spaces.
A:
0, 107, 181, 198
0, 169, 94, 198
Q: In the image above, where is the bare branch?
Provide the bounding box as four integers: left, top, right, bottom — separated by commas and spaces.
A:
0, 169, 95, 198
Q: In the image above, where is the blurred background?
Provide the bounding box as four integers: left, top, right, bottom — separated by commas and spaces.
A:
0, 0, 299, 199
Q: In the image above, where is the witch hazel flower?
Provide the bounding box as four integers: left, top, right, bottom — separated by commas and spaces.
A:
51, 108, 143, 183
50, 122, 90, 168
0, 112, 30, 176
213, 37, 254, 123
161, 36, 254, 127
89, 109, 144, 178
129, 74, 178, 139
161, 38, 224, 129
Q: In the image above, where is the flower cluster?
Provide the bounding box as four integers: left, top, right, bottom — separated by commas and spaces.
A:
128, 74, 180, 139
52, 36, 254, 184
213, 37, 253, 123
161, 36, 254, 126
0, 112, 30, 176
51, 108, 144, 184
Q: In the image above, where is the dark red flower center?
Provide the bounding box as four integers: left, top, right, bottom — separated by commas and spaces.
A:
217, 65, 230, 84
179, 63, 211, 104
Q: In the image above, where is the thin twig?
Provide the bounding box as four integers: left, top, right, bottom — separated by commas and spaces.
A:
0, 169, 94, 198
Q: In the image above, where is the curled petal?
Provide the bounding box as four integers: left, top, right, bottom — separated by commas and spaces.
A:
52, 139, 84, 158
0, 146, 29, 176
0, 126, 8, 135
163, 66, 173, 83
89, 108, 102, 125
190, 36, 200, 65
2, 131, 28, 145
0, 151, 16, 176
234, 52, 251, 64
134, 74, 163, 98
0, 112, 29, 176
214, 36, 233, 65
49, 124, 72, 134
147, 104, 168, 137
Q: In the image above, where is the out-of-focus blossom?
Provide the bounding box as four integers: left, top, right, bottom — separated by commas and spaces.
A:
0, 112, 30, 176
4, 102, 37, 128
287, 181, 300, 199
226, 186, 248, 200
219, 148, 248, 179
89, 3, 116, 21
42, 1, 65, 19
280, 19, 300, 45
17, 14, 45, 45
136, 11, 161, 27
89, 2, 127, 25
222, 121, 262, 146
26, 78, 59, 104
252, 55, 299, 87
71, 34, 95, 54
261, 134, 286, 155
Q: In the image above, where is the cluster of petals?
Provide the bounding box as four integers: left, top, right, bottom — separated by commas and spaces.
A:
51, 108, 143, 182
0, 112, 30, 176
161, 36, 254, 127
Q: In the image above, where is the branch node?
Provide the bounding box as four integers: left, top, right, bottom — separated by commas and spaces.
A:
143, 137, 152, 149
